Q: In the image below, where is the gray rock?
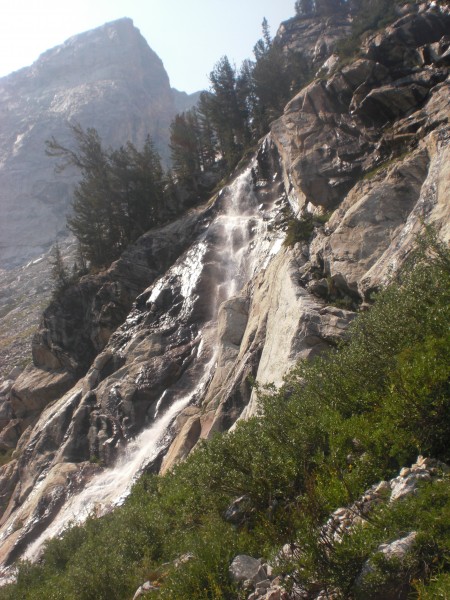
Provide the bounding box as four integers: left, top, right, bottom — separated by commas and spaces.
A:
0, 380, 13, 396
224, 495, 252, 525
390, 456, 434, 502
355, 532, 418, 599
252, 586, 286, 600
173, 553, 194, 568
6, 367, 23, 381
229, 555, 267, 585
255, 579, 271, 591
276, 13, 351, 69
132, 581, 158, 599
378, 532, 418, 559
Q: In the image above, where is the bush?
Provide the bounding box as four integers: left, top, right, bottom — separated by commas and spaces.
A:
2, 233, 449, 599
283, 213, 314, 246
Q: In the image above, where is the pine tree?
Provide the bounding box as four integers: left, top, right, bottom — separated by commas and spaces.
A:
250, 20, 309, 133
170, 111, 202, 188
207, 56, 250, 167
47, 125, 116, 266
295, 0, 315, 15
50, 242, 69, 295
47, 125, 169, 268
197, 95, 217, 170
124, 136, 167, 233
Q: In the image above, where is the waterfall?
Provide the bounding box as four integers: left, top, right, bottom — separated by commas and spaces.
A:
2, 163, 285, 567
22, 356, 215, 562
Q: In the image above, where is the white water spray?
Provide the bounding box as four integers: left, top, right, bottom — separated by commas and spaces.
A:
23, 356, 215, 561
4, 165, 285, 566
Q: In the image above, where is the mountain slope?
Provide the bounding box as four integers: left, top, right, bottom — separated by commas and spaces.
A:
0, 17, 193, 269
0, 17, 200, 378
0, 0, 449, 588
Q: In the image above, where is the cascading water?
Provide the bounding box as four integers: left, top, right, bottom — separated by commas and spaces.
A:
22, 356, 215, 562
1, 161, 286, 569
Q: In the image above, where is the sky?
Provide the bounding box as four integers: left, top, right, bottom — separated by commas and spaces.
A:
0, 0, 297, 94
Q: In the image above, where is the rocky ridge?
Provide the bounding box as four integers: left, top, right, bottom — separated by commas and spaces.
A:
0, 0, 449, 576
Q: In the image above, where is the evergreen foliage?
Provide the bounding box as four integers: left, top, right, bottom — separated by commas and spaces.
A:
49, 242, 69, 295
169, 19, 311, 180
49, 241, 87, 297
2, 233, 449, 599
205, 55, 251, 168
283, 213, 315, 246
46, 125, 173, 268
170, 106, 216, 188
337, 0, 404, 57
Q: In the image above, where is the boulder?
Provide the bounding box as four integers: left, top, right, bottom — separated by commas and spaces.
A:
389, 455, 448, 502
132, 581, 158, 599
229, 555, 267, 585
10, 367, 75, 420
355, 532, 418, 600
224, 495, 252, 525
0, 420, 21, 450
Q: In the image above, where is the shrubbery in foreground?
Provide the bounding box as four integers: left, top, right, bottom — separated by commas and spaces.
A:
1, 233, 449, 599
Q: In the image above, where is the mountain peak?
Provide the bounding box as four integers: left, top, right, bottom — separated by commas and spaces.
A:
0, 19, 175, 268
31, 17, 166, 89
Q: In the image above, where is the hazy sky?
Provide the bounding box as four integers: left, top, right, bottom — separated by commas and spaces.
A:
0, 0, 297, 93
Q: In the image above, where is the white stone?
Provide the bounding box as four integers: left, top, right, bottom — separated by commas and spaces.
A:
229, 555, 266, 584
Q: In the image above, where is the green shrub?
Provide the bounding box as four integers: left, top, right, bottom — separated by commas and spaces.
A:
283, 478, 450, 598
2, 232, 448, 599
157, 517, 240, 600
284, 213, 314, 246
414, 571, 450, 599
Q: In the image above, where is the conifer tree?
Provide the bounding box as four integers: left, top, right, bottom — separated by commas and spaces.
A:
47, 125, 169, 268
170, 111, 202, 188
207, 56, 250, 167
250, 19, 310, 133
47, 125, 116, 266
50, 242, 69, 295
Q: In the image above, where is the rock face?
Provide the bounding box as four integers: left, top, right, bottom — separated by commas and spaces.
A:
0, 0, 450, 577
0, 17, 195, 269
271, 1, 450, 304
277, 11, 351, 68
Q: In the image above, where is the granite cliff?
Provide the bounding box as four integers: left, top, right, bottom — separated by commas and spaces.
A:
0, 0, 449, 579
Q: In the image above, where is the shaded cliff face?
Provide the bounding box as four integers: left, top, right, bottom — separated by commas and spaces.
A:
0, 0, 449, 577
0, 18, 183, 269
